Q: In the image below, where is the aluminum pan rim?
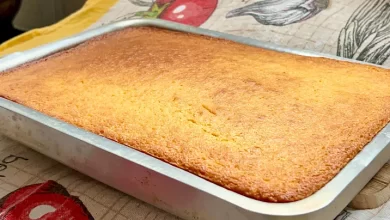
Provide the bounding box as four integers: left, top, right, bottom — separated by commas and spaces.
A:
0, 18, 389, 216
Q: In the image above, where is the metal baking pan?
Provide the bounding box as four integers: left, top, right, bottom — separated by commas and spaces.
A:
0, 19, 390, 220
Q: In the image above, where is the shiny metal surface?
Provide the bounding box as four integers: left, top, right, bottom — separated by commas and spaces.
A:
0, 19, 390, 220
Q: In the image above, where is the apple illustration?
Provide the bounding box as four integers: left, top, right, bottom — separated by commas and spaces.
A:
0, 180, 93, 219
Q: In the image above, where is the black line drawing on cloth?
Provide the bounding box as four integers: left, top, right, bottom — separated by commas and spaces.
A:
334, 210, 351, 220
226, 0, 329, 26
98, 12, 140, 27
128, 0, 153, 7
337, 0, 390, 65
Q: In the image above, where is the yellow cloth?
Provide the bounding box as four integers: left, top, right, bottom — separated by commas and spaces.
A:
0, 0, 117, 57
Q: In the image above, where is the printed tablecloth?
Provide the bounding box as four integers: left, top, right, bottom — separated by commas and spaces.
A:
1, 0, 390, 219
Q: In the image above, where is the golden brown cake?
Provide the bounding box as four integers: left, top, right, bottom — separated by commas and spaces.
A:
1, 27, 390, 203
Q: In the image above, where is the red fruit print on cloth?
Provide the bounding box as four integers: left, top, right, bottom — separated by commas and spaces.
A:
135, 0, 218, 27
0, 180, 93, 220
158, 0, 218, 26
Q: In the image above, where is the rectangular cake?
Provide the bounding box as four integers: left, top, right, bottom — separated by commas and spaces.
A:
1, 27, 390, 203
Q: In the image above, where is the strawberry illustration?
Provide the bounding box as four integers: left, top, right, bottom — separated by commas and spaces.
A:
0, 181, 93, 219
135, 0, 218, 27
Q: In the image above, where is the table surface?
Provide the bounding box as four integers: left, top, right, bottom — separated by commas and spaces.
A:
1, 0, 390, 219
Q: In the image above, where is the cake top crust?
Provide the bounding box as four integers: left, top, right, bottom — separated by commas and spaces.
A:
1, 27, 390, 202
